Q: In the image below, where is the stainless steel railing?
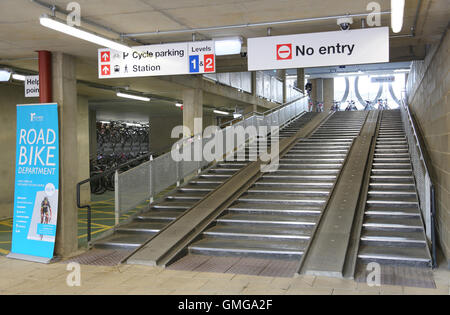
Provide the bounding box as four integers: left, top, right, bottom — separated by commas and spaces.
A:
399, 93, 437, 267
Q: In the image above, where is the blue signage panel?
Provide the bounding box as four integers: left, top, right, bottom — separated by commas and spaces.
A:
189, 55, 200, 73
10, 103, 59, 260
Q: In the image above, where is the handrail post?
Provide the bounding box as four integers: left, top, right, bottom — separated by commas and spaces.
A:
430, 184, 437, 268
77, 181, 92, 247
114, 170, 120, 226
149, 155, 154, 204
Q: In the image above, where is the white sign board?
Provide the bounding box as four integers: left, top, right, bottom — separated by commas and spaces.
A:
371, 76, 395, 83
248, 27, 389, 71
98, 41, 215, 79
25, 76, 40, 98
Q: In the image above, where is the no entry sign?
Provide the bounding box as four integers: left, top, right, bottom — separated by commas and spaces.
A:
248, 27, 389, 71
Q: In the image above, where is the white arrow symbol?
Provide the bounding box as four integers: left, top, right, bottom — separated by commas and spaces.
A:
102, 53, 109, 61
102, 66, 110, 75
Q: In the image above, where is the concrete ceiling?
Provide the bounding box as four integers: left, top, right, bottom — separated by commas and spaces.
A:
0, 0, 448, 115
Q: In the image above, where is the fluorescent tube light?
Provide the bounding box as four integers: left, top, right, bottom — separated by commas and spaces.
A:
116, 92, 151, 102
40, 15, 134, 53
214, 37, 243, 56
12, 74, 26, 81
175, 103, 183, 107
338, 71, 363, 76
214, 110, 230, 115
391, 0, 405, 33
0, 70, 11, 82
233, 113, 243, 119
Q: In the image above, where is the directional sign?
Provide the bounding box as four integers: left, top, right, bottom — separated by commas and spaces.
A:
248, 27, 389, 71
100, 51, 110, 63
101, 65, 111, 76
371, 76, 395, 83
188, 41, 215, 74
98, 41, 215, 79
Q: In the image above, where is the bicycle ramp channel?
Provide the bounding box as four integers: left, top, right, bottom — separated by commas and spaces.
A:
126, 110, 433, 280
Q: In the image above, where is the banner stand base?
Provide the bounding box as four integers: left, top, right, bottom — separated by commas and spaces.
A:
7, 252, 60, 264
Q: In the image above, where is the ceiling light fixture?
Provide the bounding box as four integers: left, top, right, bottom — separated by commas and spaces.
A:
214, 36, 243, 56
175, 103, 183, 107
12, 74, 26, 81
213, 110, 230, 115
39, 14, 134, 53
0, 70, 11, 82
391, 0, 405, 33
394, 69, 410, 73
116, 92, 151, 102
338, 71, 363, 76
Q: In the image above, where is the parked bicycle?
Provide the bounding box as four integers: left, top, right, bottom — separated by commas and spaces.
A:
331, 100, 341, 111
345, 100, 358, 111
90, 120, 151, 195
364, 100, 375, 111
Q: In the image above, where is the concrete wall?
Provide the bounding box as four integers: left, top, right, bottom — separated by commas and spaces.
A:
323, 78, 334, 112
149, 113, 183, 154
0, 84, 39, 219
407, 28, 450, 264
77, 95, 91, 204
88, 109, 97, 160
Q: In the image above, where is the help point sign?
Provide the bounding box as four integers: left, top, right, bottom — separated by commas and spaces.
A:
248, 27, 389, 71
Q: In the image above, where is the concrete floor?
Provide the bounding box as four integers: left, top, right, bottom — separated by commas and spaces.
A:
0, 255, 448, 295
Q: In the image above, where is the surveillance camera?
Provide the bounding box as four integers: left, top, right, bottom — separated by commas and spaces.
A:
337, 17, 353, 31
240, 47, 247, 58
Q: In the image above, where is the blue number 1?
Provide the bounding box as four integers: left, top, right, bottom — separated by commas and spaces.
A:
190, 55, 199, 73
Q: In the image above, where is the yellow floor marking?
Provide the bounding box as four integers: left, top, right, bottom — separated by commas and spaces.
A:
78, 226, 112, 239
77, 220, 113, 228
0, 248, 9, 255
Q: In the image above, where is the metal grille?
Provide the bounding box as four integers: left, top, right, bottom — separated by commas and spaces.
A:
151, 151, 179, 196
116, 160, 151, 214
241, 72, 252, 93
355, 262, 435, 288
230, 72, 241, 90
65, 249, 133, 266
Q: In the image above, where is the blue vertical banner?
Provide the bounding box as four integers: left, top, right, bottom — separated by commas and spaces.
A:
9, 103, 59, 262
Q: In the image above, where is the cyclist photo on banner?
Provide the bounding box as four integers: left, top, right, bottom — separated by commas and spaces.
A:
40, 197, 52, 240
25, 190, 59, 243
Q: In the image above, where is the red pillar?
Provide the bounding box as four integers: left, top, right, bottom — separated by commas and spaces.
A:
38, 50, 52, 103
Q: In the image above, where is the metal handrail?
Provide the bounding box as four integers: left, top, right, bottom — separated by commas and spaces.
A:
401, 97, 437, 268
76, 153, 152, 245
260, 94, 306, 116
218, 94, 306, 129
